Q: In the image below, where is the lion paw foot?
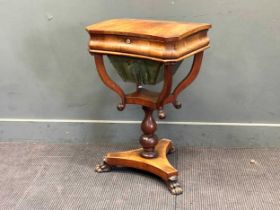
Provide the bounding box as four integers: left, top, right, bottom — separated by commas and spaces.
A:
167, 176, 183, 195
95, 162, 111, 173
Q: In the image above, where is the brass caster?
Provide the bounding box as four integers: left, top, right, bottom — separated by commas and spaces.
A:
95, 161, 112, 173
167, 176, 183, 195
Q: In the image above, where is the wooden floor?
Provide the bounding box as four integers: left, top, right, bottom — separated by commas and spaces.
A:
1, 142, 280, 210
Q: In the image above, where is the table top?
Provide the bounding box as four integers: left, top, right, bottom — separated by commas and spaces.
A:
86, 19, 211, 42
86, 19, 211, 62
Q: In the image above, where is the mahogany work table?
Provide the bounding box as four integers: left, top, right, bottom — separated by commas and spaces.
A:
86, 19, 211, 195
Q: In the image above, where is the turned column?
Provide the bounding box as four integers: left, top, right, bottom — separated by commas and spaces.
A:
139, 106, 159, 158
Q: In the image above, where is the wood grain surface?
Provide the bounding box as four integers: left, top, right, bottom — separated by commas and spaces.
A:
105, 139, 178, 181
86, 19, 211, 41
86, 19, 211, 62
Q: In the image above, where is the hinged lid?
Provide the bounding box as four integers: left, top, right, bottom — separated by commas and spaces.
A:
86, 19, 211, 62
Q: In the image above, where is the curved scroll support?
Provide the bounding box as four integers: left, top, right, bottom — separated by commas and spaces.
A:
164, 51, 204, 107
93, 54, 126, 110
156, 64, 173, 117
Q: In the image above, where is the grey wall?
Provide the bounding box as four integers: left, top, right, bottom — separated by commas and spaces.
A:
1, 0, 280, 146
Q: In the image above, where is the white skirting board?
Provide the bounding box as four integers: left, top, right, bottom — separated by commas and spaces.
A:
0, 119, 280, 147
0, 118, 280, 127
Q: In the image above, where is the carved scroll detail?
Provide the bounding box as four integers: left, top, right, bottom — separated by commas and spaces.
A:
164, 51, 204, 107
94, 54, 126, 110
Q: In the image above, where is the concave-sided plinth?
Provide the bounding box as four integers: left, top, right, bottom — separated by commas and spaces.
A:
95, 139, 183, 195
95, 106, 182, 195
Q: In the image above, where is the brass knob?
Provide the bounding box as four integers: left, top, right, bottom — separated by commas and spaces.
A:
125, 38, 131, 44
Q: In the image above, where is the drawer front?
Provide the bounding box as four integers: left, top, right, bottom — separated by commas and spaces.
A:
89, 34, 167, 58
88, 30, 210, 62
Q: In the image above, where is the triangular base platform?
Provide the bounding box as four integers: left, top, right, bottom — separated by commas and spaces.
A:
95, 139, 183, 195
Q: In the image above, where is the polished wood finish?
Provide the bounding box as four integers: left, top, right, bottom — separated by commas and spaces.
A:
164, 51, 204, 107
94, 54, 126, 110
93, 52, 204, 112
95, 139, 182, 194
105, 139, 177, 181
86, 19, 211, 41
157, 64, 173, 108
86, 19, 211, 62
139, 106, 158, 158
126, 88, 159, 109
87, 19, 211, 195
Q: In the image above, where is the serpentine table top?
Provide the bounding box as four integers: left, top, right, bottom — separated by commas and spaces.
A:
86, 19, 211, 62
